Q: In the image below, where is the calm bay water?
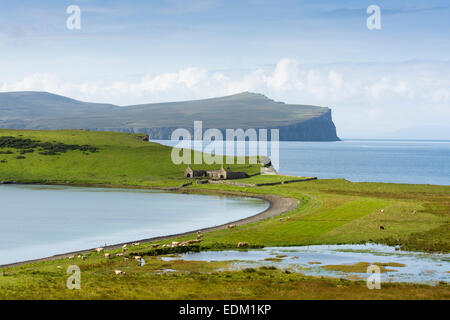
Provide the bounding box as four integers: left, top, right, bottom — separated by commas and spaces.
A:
153, 139, 450, 185
0, 185, 268, 265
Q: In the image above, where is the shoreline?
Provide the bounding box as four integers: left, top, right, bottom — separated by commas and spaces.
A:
0, 184, 299, 269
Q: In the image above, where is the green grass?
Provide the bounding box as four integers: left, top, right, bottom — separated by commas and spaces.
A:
0, 129, 259, 187
0, 129, 449, 299
0, 256, 448, 300
236, 174, 312, 184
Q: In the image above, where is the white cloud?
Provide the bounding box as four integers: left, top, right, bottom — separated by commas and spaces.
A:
1, 58, 449, 137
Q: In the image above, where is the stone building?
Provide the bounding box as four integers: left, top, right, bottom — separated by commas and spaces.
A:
184, 165, 248, 180
184, 165, 207, 178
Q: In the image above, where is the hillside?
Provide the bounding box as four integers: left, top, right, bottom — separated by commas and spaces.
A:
0, 91, 340, 141
0, 129, 259, 186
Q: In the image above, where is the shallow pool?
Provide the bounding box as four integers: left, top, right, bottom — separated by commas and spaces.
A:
162, 244, 450, 285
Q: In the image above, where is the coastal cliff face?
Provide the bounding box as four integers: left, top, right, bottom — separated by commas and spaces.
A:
94, 109, 339, 141
0, 91, 340, 141
276, 109, 339, 141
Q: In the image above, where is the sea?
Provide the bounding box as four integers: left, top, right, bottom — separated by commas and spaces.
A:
152, 139, 450, 186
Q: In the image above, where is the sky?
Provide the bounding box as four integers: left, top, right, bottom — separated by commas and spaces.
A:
0, 0, 449, 139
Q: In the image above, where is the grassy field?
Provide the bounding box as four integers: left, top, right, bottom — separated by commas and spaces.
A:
0, 129, 259, 187
0, 129, 448, 299
1, 255, 448, 300
177, 179, 450, 253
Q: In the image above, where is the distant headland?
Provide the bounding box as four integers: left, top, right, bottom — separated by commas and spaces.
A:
0, 91, 339, 141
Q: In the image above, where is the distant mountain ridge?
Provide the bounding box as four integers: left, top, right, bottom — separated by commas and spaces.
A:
0, 91, 340, 141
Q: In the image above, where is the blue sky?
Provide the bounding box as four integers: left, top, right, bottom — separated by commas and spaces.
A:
0, 0, 449, 138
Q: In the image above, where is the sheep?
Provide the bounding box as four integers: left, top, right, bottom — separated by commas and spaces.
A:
151, 244, 159, 248
104, 253, 110, 258
380, 209, 384, 213
134, 256, 142, 261
81, 256, 86, 261
95, 247, 104, 253
379, 225, 385, 230
237, 242, 249, 248
172, 241, 180, 247
122, 244, 127, 248
122, 247, 128, 253
115, 270, 126, 275
228, 224, 236, 229
68, 255, 75, 260
116, 253, 124, 257
132, 242, 140, 246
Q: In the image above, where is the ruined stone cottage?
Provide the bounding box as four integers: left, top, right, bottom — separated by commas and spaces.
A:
184, 165, 248, 180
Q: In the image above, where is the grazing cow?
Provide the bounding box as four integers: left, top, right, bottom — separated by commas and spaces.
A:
379, 225, 385, 230
96, 247, 104, 253
237, 242, 249, 248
